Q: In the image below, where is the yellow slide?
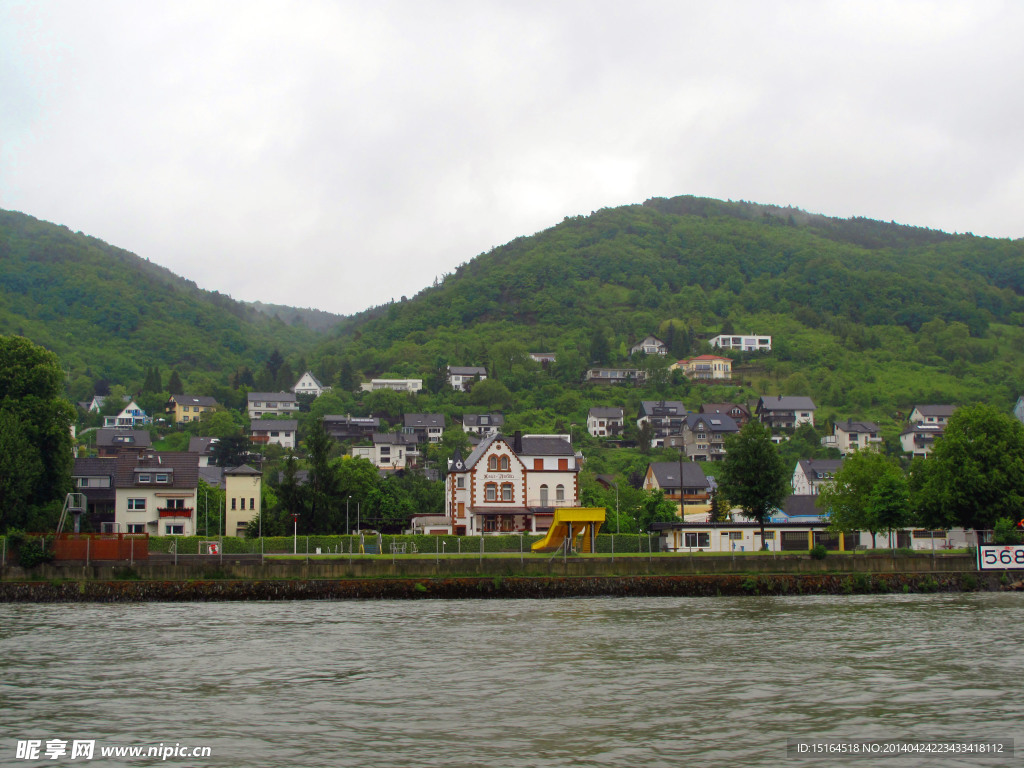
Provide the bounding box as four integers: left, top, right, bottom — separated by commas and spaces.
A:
532, 507, 606, 553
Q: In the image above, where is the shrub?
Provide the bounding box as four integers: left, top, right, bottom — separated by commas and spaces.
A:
810, 544, 828, 560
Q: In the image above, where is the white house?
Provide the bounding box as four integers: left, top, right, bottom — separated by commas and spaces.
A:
825, 419, 882, 455
250, 419, 297, 449
293, 371, 331, 397
113, 452, 198, 536
351, 432, 415, 471
359, 379, 423, 393
587, 407, 624, 437
463, 414, 505, 437
709, 334, 772, 352
103, 400, 151, 429
629, 335, 667, 356
447, 366, 487, 391
908, 405, 957, 426
434, 432, 580, 536
247, 392, 299, 419
756, 396, 816, 429
791, 459, 844, 496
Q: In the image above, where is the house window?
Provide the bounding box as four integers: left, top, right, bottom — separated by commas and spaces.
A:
137, 474, 151, 483
77, 478, 90, 488
500, 456, 510, 471
488, 456, 498, 471
165, 524, 184, 535
534, 459, 543, 471
167, 498, 184, 510
231, 498, 237, 510
539, 485, 549, 506
555, 484, 565, 502
457, 477, 465, 489
271, 431, 279, 437
128, 498, 146, 511
501, 484, 513, 502
558, 459, 568, 471
155, 474, 169, 483
684, 532, 710, 548
728, 531, 743, 540
485, 483, 497, 502
127, 524, 145, 534
250, 498, 255, 510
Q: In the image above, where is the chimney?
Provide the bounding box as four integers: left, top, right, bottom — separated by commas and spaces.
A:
513, 430, 523, 454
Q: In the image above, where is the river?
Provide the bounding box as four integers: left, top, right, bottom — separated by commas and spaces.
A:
1, 593, 1021, 767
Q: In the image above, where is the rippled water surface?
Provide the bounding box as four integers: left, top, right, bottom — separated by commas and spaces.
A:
1, 594, 1022, 767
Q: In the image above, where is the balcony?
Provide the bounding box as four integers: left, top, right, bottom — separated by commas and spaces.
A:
158, 508, 193, 518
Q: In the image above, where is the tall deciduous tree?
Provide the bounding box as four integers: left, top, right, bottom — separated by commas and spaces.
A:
819, 449, 902, 548
0, 335, 75, 530
716, 421, 788, 548
911, 404, 1024, 532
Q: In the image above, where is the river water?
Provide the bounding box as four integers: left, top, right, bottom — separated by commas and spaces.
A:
1, 594, 1021, 767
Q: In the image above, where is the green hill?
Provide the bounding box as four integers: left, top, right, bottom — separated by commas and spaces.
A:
310, 195, 1024, 427
0, 209, 323, 400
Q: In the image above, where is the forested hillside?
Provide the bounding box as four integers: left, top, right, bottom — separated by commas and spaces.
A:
306, 195, 1024, 433
0, 210, 322, 400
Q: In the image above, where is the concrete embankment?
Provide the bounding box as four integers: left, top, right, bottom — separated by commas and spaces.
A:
0, 553, 1015, 601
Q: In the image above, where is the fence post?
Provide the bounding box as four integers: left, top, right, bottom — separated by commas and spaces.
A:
480, 535, 483, 563
130, 536, 134, 566
86, 536, 90, 567
611, 534, 614, 562
306, 536, 309, 564
261, 536, 264, 566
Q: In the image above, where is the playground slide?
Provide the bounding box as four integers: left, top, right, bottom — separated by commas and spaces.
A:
532, 508, 606, 553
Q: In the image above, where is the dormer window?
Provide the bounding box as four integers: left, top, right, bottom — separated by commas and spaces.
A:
138, 474, 151, 483
155, 474, 169, 483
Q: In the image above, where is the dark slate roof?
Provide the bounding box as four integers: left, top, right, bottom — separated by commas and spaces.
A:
96, 428, 152, 448
700, 402, 749, 417
782, 494, 828, 518
912, 405, 957, 417
796, 459, 844, 481
518, 435, 574, 456
589, 407, 624, 418
901, 423, 945, 437
225, 464, 262, 476
73, 457, 117, 477
199, 466, 224, 487
372, 432, 415, 445
247, 392, 297, 402
684, 412, 739, 433
188, 436, 219, 454
462, 434, 502, 469
324, 415, 379, 427
250, 419, 298, 432
639, 400, 686, 417
448, 366, 487, 376
836, 418, 880, 433
404, 413, 446, 429
171, 394, 219, 407
463, 414, 505, 427
647, 462, 710, 491
759, 396, 817, 411
114, 452, 199, 490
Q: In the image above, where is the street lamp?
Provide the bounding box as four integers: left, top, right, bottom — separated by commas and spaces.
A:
346, 496, 351, 536
291, 513, 300, 554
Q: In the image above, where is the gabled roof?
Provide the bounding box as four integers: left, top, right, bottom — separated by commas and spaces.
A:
225, 464, 262, 476
448, 366, 487, 376
700, 402, 749, 417
250, 419, 298, 432
518, 435, 574, 456
73, 457, 117, 476
684, 412, 739, 433
461, 434, 501, 469
588, 406, 624, 418
295, 371, 325, 388
96, 428, 152, 448
758, 395, 816, 411
647, 462, 711, 491
463, 413, 505, 427
782, 494, 827, 519
796, 459, 844, 482
639, 400, 686, 418
114, 452, 199, 490
404, 413, 446, 429
911, 405, 956, 417
170, 394, 218, 407
835, 418, 880, 434
372, 432, 415, 445
188, 436, 219, 454
247, 391, 297, 402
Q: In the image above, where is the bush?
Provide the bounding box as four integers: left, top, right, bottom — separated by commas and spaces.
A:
993, 517, 1023, 545
6, 531, 53, 568
810, 544, 828, 560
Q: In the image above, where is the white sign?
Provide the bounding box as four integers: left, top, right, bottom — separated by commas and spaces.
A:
977, 544, 1024, 570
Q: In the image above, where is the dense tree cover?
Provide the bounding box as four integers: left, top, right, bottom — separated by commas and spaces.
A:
819, 450, 908, 547
911, 405, 1024, 531
0, 210, 318, 401
0, 335, 76, 530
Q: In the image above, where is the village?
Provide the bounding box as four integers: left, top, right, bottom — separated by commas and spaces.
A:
67, 332, 1012, 555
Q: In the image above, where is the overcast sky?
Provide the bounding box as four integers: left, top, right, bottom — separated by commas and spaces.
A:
2, 2, 1022, 316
